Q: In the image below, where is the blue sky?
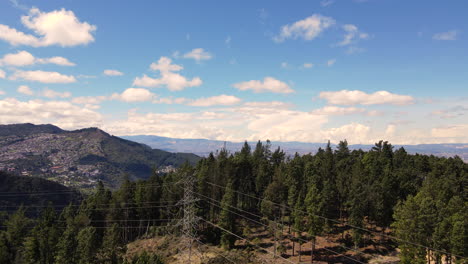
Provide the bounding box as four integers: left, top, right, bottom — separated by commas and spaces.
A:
0, 0, 467, 144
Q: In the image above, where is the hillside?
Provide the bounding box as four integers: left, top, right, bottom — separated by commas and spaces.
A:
122, 135, 468, 161
0, 171, 81, 215
0, 124, 200, 188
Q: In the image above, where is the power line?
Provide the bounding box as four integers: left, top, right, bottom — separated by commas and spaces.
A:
0, 204, 179, 212
200, 218, 295, 264
194, 238, 237, 264
0, 200, 178, 208
195, 191, 370, 263
0, 182, 179, 196
204, 180, 467, 260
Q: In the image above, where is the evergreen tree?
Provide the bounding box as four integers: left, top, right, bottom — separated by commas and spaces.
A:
76, 226, 99, 264
101, 223, 123, 264
219, 181, 236, 249
5, 206, 30, 261
0, 231, 11, 264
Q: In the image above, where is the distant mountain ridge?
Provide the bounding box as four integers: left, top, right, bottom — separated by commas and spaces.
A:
122, 135, 468, 162
0, 124, 200, 189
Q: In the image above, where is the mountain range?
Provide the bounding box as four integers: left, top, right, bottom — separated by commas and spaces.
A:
122, 135, 468, 162
0, 124, 199, 189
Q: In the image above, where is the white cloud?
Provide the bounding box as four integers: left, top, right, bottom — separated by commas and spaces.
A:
0, 24, 42, 47
385, 124, 396, 137
433, 30, 458, 41
303, 63, 313, 68
0, 8, 96, 47
337, 24, 369, 46
40, 88, 71, 98
225, 36, 231, 47
72, 96, 107, 105
133, 56, 202, 91
0, 50, 34, 66
9, 70, 76, 83
0, 91, 5, 95
0, 50, 75, 66
327, 59, 336, 66
0, 69, 5, 79
319, 90, 414, 105
111, 88, 155, 102
281, 62, 289, 69
311, 106, 366, 115
243, 101, 292, 109
103, 69, 124, 76
37, 56, 75, 66
246, 111, 328, 142
133, 73, 202, 92
183, 48, 213, 62
323, 123, 371, 144
17, 86, 71, 98
274, 14, 335, 42
188, 95, 241, 107
17, 85, 34, 95
431, 124, 468, 138
321, 0, 335, 7
0, 98, 102, 129
232, 77, 294, 94
149, 57, 183, 72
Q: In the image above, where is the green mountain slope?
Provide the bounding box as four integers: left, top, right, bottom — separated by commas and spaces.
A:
0, 171, 81, 215
0, 124, 200, 188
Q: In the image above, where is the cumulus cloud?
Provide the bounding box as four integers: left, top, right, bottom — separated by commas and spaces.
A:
188, 95, 241, 107
183, 48, 213, 62
17, 85, 34, 95
111, 88, 155, 102
103, 69, 124, 76
103, 103, 332, 142
0, 69, 5, 79
431, 124, 468, 138
149, 57, 183, 72
337, 24, 369, 46
274, 14, 335, 42
0, 50, 34, 66
0, 98, 102, 129
323, 123, 371, 144
133, 73, 202, 91
319, 90, 414, 105
72, 96, 107, 105
9, 70, 76, 83
0, 8, 96, 47
133, 56, 202, 91
433, 30, 458, 41
40, 88, 72, 98
232, 77, 294, 94
0, 50, 75, 66
311, 106, 366, 115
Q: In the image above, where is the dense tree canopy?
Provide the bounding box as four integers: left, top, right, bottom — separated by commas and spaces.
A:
0, 140, 466, 263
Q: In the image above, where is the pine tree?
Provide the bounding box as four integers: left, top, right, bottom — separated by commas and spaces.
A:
101, 223, 123, 264
5, 206, 30, 260
0, 231, 11, 264
219, 181, 236, 249
23, 206, 60, 264
76, 226, 99, 264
